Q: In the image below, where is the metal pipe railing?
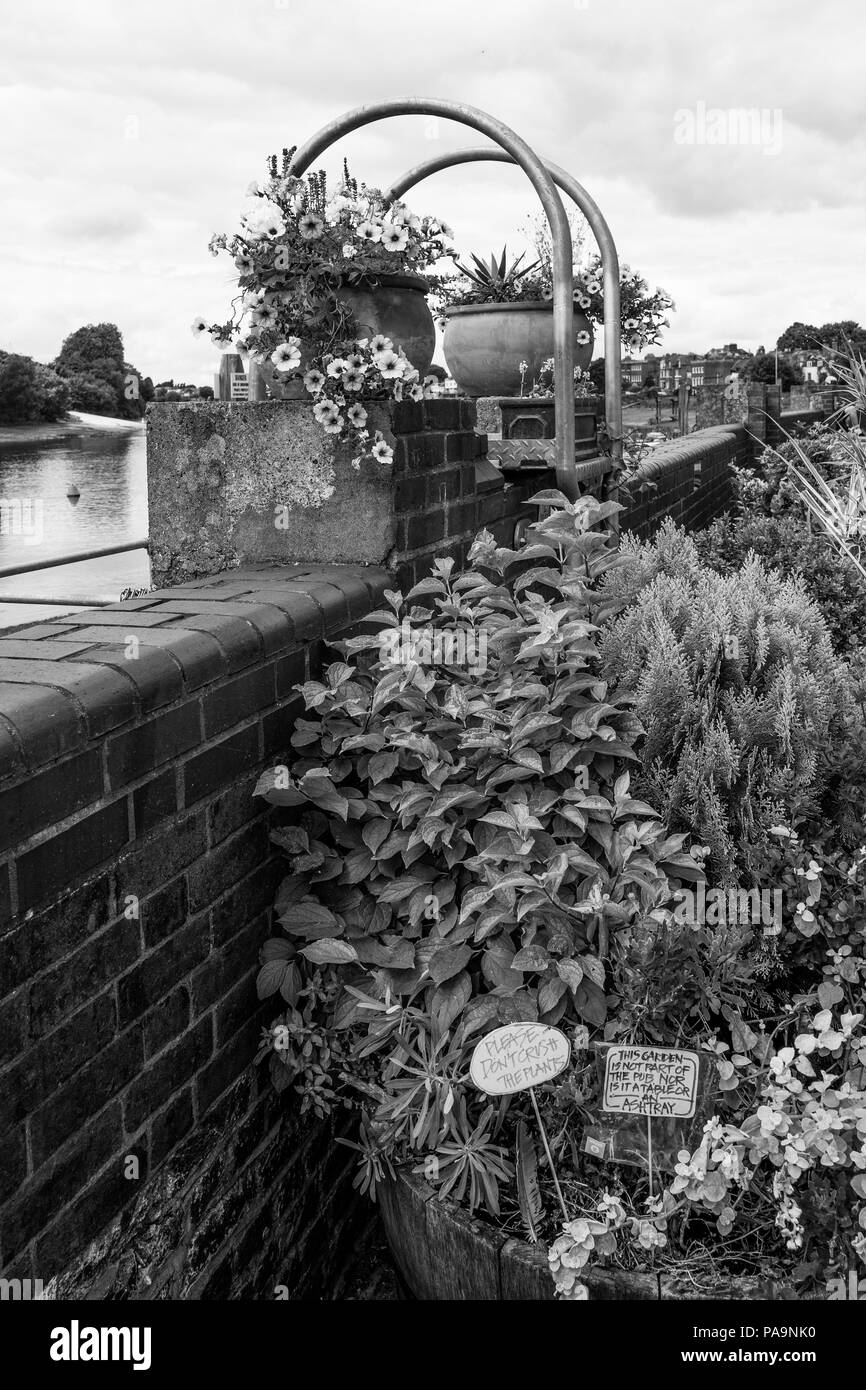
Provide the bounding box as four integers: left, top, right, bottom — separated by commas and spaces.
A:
385, 149, 623, 471
0, 537, 148, 581
289, 98, 578, 496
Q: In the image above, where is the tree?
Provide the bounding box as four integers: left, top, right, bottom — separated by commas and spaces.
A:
588, 357, 605, 395
777, 322, 821, 352
53, 322, 150, 420
0, 352, 70, 423
744, 352, 804, 392
818, 321, 866, 352
66, 373, 119, 415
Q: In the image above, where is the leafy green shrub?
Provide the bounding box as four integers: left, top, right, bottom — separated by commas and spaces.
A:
600, 521, 852, 883
254, 493, 692, 1210
694, 512, 866, 659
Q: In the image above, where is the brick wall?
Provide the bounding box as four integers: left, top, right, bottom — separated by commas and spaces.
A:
389, 399, 540, 590
618, 423, 748, 538
0, 566, 387, 1299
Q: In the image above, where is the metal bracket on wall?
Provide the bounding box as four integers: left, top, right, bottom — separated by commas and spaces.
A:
488, 439, 612, 487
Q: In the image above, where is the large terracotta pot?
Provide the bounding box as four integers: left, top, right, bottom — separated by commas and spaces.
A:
248, 272, 435, 401
378, 1169, 815, 1301
443, 301, 594, 399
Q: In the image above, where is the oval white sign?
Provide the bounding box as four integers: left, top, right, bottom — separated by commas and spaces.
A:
469, 1023, 571, 1096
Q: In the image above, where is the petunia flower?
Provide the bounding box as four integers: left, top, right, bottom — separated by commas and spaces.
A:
374, 349, 403, 379
303, 369, 325, 394
298, 212, 324, 240
379, 221, 409, 252
371, 439, 394, 464
191, 316, 208, 338
369, 335, 393, 354
347, 403, 368, 428
342, 367, 366, 392
356, 221, 382, 243
271, 342, 301, 373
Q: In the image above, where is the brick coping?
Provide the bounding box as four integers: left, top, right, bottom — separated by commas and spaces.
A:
0, 563, 390, 788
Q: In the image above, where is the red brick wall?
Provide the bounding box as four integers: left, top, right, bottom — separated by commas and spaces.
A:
0, 566, 387, 1298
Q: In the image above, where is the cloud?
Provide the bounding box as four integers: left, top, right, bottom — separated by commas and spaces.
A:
0, 0, 863, 380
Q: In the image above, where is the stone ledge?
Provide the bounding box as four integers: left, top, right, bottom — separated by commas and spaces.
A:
0, 564, 389, 787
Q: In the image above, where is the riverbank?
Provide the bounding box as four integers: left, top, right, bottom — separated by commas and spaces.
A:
0, 412, 145, 447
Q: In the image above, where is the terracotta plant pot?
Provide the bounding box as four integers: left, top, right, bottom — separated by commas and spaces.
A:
248, 272, 435, 402
443, 301, 595, 399
378, 1169, 814, 1302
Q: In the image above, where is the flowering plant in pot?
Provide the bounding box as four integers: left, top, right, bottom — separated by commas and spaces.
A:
437, 213, 674, 398
193, 149, 453, 466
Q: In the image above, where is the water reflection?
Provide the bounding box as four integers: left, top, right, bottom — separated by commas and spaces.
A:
0, 430, 149, 629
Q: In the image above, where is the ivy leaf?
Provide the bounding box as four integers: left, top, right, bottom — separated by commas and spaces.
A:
429, 943, 472, 985
369, 751, 399, 784
301, 939, 359, 965
511, 945, 551, 972
431, 971, 472, 1032
538, 974, 568, 1015
574, 977, 607, 1025
580, 954, 606, 988
278, 902, 341, 937
253, 767, 306, 805
556, 958, 584, 992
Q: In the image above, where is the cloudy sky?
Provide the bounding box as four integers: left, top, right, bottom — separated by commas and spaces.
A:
1, 0, 864, 385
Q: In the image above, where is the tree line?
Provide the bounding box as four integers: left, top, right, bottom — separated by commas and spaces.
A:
0, 323, 153, 425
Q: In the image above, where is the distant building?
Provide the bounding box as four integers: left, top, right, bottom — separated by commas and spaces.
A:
657, 354, 740, 392
620, 355, 658, 389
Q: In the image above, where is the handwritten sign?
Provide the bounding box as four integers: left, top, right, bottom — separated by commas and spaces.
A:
470, 1024, 570, 1096
602, 1046, 699, 1119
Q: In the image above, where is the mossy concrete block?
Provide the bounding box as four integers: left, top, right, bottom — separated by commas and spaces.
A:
146, 400, 398, 587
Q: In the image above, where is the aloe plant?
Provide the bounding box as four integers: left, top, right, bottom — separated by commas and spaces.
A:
450, 245, 540, 303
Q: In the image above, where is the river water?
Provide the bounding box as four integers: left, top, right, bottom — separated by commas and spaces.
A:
0, 429, 149, 630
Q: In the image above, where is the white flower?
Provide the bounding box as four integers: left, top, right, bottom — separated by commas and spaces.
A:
326, 358, 349, 378
325, 195, 350, 224
576, 330, 591, 345
379, 221, 409, 252
210, 328, 233, 351
369, 335, 393, 354
408, 384, 425, 402
356, 221, 382, 244
374, 350, 403, 379
342, 243, 357, 258
191, 316, 208, 338
586, 278, 601, 294
298, 212, 324, 240
322, 414, 344, 435
303, 369, 326, 394
313, 399, 340, 425
240, 196, 286, 240
245, 180, 263, 197
271, 342, 301, 373
251, 303, 278, 329
342, 366, 366, 392
234, 253, 254, 273
371, 437, 394, 464
347, 403, 368, 428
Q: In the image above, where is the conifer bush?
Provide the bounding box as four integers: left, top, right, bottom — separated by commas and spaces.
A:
600, 522, 852, 883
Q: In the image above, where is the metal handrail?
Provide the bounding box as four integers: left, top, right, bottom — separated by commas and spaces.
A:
289, 97, 578, 496
384, 149, 623, 470
0, 537, 148, 581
